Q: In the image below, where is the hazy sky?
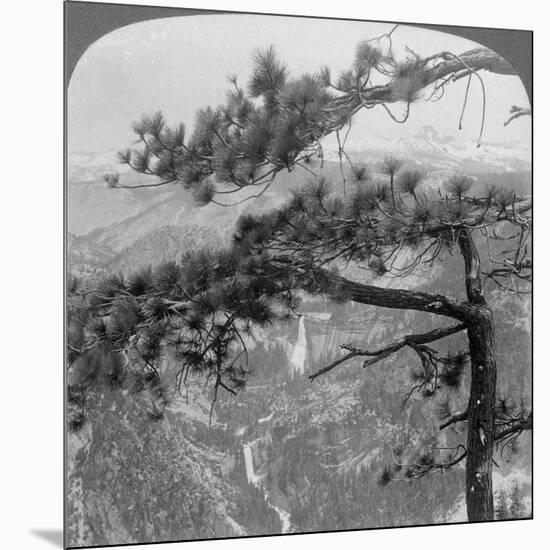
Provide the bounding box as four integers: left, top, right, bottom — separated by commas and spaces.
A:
68, 13, 531, 154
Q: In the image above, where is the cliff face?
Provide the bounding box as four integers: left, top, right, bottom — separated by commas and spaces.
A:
66, 253, 532, 545
66, 257, 532, 545
66, 380, 282, 547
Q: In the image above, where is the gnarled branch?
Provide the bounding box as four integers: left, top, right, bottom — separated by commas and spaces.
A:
504, 105, 531, 126
309, 322, 466, 381
439, 409, 469, 430
333, 274, 475, 321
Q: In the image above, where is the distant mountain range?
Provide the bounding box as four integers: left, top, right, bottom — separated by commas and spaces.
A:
67, 125, 530, 274
325, 125, 531, 173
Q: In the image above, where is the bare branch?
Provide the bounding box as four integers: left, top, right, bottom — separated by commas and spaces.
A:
504, 105, 531, 126
309, 322, 466, 380
439, 409, 468, 430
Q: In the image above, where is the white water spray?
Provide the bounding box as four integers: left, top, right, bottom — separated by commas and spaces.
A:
243, 443, 262, 486
290, 316, 307, 376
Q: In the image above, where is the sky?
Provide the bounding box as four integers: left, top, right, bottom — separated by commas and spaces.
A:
68, 13, 531, 155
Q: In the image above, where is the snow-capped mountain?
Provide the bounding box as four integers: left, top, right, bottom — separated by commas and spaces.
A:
324, 125, 531, 173
67, 127, 530, 274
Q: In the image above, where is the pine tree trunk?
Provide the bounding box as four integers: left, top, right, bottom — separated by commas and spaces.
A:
465, 306, 496, 522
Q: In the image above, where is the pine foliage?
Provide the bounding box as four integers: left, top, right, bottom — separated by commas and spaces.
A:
69, 33, 532, 522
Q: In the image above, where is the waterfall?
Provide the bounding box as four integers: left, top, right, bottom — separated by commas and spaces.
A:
243, 443, 261, 486
290, 316, 307, 376
242, 442, 292, 534
271, 504, 291, 534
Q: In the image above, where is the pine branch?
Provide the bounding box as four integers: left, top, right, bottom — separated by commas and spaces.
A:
439, 409, 469, 430
333, 274, 475, 321
495, 414, 532, 442
111, 46, 516, 197
309, 322, 466, 380
504, 105, 531, 126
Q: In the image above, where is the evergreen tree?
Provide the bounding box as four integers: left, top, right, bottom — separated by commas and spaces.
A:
69, 28, 532, 523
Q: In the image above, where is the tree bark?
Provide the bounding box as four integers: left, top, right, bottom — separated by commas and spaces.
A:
333, 273, 474, 321
465, 307, 497, 522
458, 228, 497, 522
458, 230, 485, 305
